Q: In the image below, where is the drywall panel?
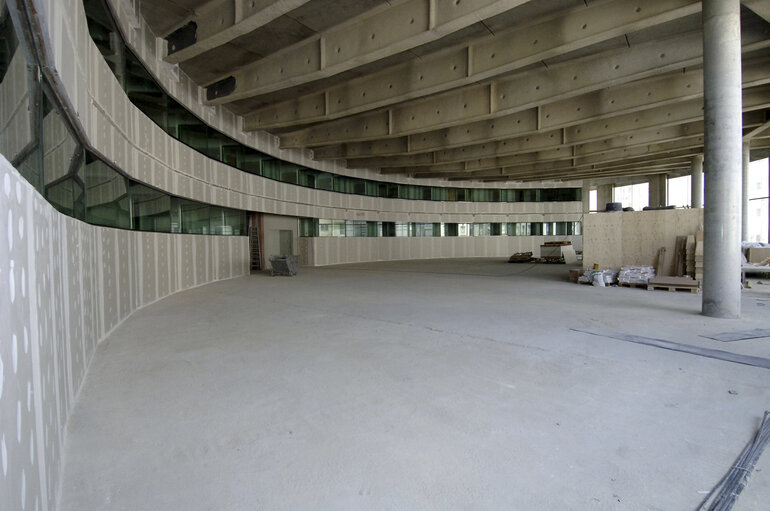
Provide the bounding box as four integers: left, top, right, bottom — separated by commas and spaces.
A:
0, 156, 248, 511
304, 235, 583, 266
582, 209, 704, 274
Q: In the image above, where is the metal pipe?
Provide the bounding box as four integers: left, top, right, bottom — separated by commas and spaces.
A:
702, 0, 742, 318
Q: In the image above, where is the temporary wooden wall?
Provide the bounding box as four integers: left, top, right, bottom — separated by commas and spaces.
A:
582, 209, 704, 275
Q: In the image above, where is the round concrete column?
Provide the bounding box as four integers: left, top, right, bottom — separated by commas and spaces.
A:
596, 184, 613, 211
691, 154, 704, 208
702, 0, 742, 318
582, 182, 591, 214
742, 141, 750, 241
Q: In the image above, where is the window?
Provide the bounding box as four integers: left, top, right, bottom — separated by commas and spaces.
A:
131, 182, 171, 232
345, 220, 368, 237
667, 175, 691, 208
319, 219, 345, 237
748, 158, 769, 243
613, 182, 649, 210
2, 0, 248, 238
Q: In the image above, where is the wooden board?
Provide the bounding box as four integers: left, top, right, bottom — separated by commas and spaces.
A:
647, 275, 700, 292
582, 209, 704, 274
648, 276, 700, 287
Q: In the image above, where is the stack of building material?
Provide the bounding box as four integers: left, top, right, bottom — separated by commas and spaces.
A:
686, 234, 696, 277
694, 230, 704, 281
540, 241, 572, 258
508, 252, 534, 263
577, 269, 619, 285
673, 236, 687, 276
647, 276, 701, 293
747, 246, 770, 263
618, 265, 656, 285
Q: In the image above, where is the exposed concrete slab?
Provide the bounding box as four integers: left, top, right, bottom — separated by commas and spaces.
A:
58, 259, 770, 510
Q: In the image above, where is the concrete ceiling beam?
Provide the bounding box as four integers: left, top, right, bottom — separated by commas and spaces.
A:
744, 118, 770, 140
489, 164, 692, 182
312, 58, 770, 159
463, 152, 699, 179
164, 0, 313, 64
244, 0, 700, 129
343, 95, 770, 168
204, 0, 536, 103
408, 136, 708, 176
278, 31, 770, 149
742, 0, 770, 24
440, 137, 770, 182
433, 160, 692, 181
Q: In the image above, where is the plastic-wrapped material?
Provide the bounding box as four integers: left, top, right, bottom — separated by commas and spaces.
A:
618, 265, 656, 284
578, 268, 618, 285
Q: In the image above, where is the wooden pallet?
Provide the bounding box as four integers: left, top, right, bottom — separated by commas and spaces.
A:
618, 282, 647, 288
647, 284, 701, 293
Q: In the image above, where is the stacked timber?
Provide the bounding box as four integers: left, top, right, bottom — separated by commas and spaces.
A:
673, 236, 687, 276
686, 234, 696, 278
694, 230, 704, 281
647, 275, 701, 293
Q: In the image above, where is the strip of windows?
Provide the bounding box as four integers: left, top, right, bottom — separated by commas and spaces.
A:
0, 5, 247, 236
83, 0, 581, 205
300, 219, 582, 238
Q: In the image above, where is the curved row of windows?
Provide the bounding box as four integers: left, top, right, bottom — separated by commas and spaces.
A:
84, 0, 581, 204
0, 5, 247, 235
300, 219, 582, 238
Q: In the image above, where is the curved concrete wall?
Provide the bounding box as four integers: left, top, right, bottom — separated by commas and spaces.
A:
35, 0, 582, 226
0, 155, 248, 511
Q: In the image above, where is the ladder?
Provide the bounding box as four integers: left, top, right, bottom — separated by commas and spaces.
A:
249, 225, 261, 271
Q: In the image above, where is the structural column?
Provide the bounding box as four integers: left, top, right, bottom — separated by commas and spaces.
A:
582, 182, 591, 214
596, 184, 613, 211
742, 141, 750, 240
702, 0, 742, 318
648, 174, 667, 208
691, 154, 704, 208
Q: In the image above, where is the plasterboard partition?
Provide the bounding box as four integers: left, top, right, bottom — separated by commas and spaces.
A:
0, 156, 249, 511
37, 0, 583, 222
300, 235, 584, 267
582, 209, 704, 274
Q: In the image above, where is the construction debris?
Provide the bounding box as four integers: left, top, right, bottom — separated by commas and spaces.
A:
508, 252, 534, 263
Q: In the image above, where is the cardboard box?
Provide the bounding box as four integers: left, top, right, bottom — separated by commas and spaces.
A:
747, 247, 770, 263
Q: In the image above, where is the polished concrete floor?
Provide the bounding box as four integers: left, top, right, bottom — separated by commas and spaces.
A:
59, 259, 770, 510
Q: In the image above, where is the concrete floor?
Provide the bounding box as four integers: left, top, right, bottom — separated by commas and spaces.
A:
58, 259, 770, 510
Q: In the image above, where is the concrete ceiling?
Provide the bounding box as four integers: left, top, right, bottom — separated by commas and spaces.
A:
142, 0, 770, 183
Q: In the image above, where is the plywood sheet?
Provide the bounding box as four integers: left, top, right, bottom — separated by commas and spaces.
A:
583, 209, 704, 273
